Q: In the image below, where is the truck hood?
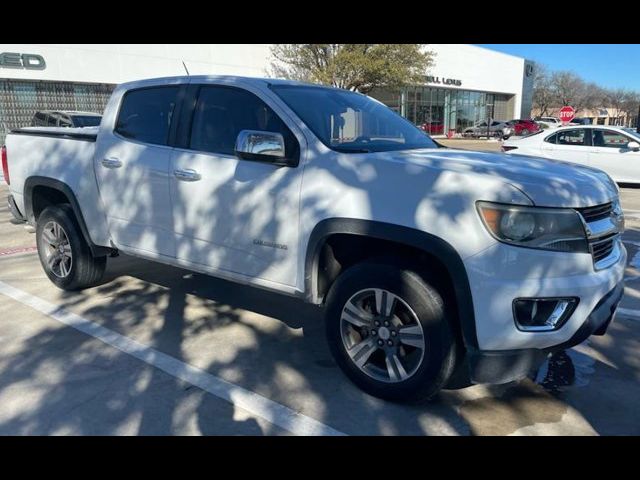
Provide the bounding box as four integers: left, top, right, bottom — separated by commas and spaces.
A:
387, 148, 618, 208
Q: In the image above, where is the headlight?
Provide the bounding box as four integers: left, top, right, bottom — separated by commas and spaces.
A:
477, 202, 589, 253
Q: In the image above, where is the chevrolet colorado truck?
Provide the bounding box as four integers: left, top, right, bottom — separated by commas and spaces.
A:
2, 76, 626, 402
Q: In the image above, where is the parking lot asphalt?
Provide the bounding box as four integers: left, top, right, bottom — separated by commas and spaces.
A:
1, 178, 639, 436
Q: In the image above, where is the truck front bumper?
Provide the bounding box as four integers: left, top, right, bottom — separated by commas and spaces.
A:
462, 280, 624, 385
447, 239, 627, 388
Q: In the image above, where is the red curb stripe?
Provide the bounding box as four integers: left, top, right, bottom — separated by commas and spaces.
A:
0, 246, 37, 257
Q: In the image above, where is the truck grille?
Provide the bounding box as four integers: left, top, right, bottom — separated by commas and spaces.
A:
578, 202, 612, 222
590, 234, 617, 263
576, 202, 621, 268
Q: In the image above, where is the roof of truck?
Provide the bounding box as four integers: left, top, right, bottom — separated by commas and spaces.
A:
119, 75, 338, 90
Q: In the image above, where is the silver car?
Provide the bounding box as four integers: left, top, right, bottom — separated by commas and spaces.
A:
463, 121, 509, 138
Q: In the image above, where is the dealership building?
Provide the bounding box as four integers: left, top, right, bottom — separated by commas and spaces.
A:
0, 44, 534, 144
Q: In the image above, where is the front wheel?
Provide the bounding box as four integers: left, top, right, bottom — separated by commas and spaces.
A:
36, 204, 106, 291
325, 261, 457, 403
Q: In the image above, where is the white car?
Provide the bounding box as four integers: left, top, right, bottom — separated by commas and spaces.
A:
502, 125, 640, 183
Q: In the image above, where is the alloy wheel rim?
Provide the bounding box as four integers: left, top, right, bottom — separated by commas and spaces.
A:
340, 288, 426, 383
41, 221, 73, 278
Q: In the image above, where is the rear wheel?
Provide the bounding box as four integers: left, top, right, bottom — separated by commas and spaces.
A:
36, 204, 106, 291
325, 260, 457, 403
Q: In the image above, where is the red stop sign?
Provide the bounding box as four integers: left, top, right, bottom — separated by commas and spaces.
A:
559, 106, 575, 124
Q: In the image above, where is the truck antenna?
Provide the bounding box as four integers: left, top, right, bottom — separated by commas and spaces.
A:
182, 61, 190, 76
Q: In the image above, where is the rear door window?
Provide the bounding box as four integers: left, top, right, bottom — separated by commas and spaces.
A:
556, 129, 587, 146
115, 86, 179, 146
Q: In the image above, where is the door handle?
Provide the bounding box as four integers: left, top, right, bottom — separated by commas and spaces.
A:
174, 169, 201, 182
101, 158, 122, 169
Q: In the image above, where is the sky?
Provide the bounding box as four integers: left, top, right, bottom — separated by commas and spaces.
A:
477, 45, 640, 91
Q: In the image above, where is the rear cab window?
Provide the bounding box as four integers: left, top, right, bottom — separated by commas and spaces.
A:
115, 86, 180, 146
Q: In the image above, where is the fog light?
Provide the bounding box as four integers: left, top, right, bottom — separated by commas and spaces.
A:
513, 298, 578, 331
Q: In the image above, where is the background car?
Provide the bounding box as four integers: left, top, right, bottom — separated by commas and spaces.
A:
463, 120, 508, 138
418, 121, 444, 135
31, 111, 102, 128
534, 116, 562, 128
501, 125, 640, 183
505, 119, 540, 136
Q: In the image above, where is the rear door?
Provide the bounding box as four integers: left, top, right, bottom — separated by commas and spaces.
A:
544, 128, 591, 166
588, 129, 640, 182
93, 85, 181, 258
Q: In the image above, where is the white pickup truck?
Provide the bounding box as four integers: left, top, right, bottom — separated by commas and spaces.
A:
2, 76, 626, 402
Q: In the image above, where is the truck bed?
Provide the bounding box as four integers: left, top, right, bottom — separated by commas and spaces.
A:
10, 126, 99, 142
4, 125, 112, 248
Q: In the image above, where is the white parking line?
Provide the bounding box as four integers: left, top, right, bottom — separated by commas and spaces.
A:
0, 280, 346, 436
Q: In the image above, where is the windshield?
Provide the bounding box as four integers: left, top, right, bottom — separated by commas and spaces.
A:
72, 115, 101, 127
271, 85, 437, 153
624, 128, 640, 140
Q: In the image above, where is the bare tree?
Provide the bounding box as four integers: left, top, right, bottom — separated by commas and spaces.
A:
530, 64, 639, 125
582, 83, 607, 114
269, 44, 434, 94
550, 71, 589, 113
621, 91, 640, 127
605, 88, 630, 125
532, 64, 554, 117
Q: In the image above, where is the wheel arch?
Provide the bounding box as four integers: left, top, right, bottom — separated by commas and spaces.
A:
24, 176, 111, 257
304, 218, 478, 349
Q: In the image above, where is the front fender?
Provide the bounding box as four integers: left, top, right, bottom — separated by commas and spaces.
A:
304, 218, 479, 349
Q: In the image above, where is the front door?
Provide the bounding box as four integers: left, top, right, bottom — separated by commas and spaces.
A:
94, 85, 180, 258
169, 84, 304, 287
588, 129, 640, 183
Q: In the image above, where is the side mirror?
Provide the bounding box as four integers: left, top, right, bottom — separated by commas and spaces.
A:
627, 141, 640, 152
234, 130, 296, 167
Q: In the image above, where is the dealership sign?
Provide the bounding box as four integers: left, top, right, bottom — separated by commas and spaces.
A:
425, 75, 462, 86
0, 52, 46, 70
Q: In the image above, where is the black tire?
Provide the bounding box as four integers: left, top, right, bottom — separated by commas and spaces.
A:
36, 204, 106, 291
325, 260, 457, 403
